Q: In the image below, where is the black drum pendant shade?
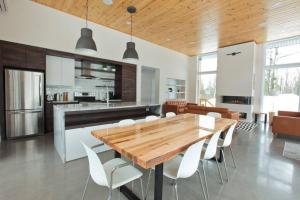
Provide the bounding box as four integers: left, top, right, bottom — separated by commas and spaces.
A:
123, 41, 139, 60
123, 6, 139, 61
76, 28, 97, 54
75, 0, 97, 55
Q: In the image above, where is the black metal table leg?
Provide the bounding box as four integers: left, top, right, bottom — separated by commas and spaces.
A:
114, 151, 141, 200
154, 163, 164, 200
264, 113, 267, 124
120, 186, 141, 200
254, 113, 258, 123
217, 131, 225, 162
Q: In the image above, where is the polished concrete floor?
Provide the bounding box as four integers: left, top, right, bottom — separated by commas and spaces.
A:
0, 124, 300, 200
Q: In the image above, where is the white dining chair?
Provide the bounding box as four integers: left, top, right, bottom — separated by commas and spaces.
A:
145, 140, 207, 200
207, 112, 222, 119
217, 123, 237, 181
81, 142, 144, 200
118, 119, 136, 127
166, 112, 176, 118
145, 115, 160, 122
200, 130, 223, 199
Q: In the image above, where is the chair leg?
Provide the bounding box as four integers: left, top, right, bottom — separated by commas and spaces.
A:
145, 169, 152, 200
201, 161, 209, 200
196, 169, 207, 200
139, 177, 145, 200
107, 189, 112, 200
132, 163, 135, 190
215, 157, 224, 184
82, 175, 90, 200
221, 149, 229, 182
229, 146, 237, 168
174, 181, 179, 200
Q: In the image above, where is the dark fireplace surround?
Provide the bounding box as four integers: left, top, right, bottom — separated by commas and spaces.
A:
222, 96, 252, 105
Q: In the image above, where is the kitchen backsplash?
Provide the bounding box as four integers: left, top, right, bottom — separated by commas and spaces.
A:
46, 78, 115, 101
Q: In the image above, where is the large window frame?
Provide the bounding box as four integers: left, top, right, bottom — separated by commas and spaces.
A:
263, 36, 300, 112
197, 52, 218, 106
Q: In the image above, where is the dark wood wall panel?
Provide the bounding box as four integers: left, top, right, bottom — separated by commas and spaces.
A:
65, 107, 148, 129
0, 43, 4, 139
26, 47, 46, 70
1, 43, 26, 67
122, 64, 136, 102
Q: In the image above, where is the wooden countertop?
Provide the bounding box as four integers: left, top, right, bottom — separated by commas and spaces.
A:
92, 113, 236, 169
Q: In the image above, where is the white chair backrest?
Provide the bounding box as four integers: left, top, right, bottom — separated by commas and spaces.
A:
207, 112, 222, 119
118, 119, 136, 127
223, 123, 237, 147
166, 112, 176, 118
145, 115, 160, 122
204, 130, 222, 159
81, 142, 109, 187
177, 140, 205, 179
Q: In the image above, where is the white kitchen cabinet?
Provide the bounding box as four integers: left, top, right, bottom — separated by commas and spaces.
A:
61, 58, 75, 86
46, 55, 75, 86
46, 55, 61, 86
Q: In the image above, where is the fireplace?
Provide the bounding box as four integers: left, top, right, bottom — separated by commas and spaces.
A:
239, 112, 247, 119
222, 96, 252, 105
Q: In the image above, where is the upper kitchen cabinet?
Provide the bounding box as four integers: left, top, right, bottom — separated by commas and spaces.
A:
0, 41, 45, 70
46, 55, 75, 87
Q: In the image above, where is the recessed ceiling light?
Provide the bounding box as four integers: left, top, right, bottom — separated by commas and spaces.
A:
103, 0, 113, 6
271, 2, 283, 9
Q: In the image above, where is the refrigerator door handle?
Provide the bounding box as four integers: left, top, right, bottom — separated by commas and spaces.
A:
39, 75, 42, 107
7, 110, 42, 114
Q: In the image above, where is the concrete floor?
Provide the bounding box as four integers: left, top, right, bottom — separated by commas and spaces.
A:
0, 124, 300, 200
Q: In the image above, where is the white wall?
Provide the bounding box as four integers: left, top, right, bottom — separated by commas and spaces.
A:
141, 66, 160, 104
253, 44, 265, 112
0, 0, 190, 104
187, 56, 198, 103
216, 42, 256, 98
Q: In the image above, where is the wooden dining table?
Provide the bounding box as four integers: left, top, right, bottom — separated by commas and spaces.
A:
91, 113, 237, 200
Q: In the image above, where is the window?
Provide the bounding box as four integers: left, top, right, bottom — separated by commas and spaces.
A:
263, 37, 300, 112
197, 53, 217, 106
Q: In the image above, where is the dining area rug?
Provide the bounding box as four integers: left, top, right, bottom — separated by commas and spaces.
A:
235, 121, 257, 133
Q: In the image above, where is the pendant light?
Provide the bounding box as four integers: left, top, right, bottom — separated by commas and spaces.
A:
123, 6, 139, 61
75, 0, 97, 55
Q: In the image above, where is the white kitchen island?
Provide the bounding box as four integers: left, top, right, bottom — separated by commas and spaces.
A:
53, 102, 161, 162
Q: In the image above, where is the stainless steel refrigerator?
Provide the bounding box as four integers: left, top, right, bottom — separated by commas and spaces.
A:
4, 69, 44, 138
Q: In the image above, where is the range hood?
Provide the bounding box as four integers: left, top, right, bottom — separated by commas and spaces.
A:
76, 61, 97, 79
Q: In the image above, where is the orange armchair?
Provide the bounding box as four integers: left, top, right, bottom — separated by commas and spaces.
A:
272, 111, 300, 137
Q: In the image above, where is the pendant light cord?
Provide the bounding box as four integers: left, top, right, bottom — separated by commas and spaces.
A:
130, 15, 133, 42
86, 0, 89, 28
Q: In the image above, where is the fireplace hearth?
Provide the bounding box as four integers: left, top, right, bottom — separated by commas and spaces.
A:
222, 96, 252, 105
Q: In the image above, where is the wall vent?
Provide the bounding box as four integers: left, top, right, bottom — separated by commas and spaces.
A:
0, 0, 7, 13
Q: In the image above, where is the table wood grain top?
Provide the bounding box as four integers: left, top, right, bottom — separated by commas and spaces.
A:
91, 113, 237, 169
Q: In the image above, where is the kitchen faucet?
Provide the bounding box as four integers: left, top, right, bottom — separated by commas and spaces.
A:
106, 86, 109, 106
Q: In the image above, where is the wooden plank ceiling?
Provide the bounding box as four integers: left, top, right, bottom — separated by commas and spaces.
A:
31, 0, 300, 56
